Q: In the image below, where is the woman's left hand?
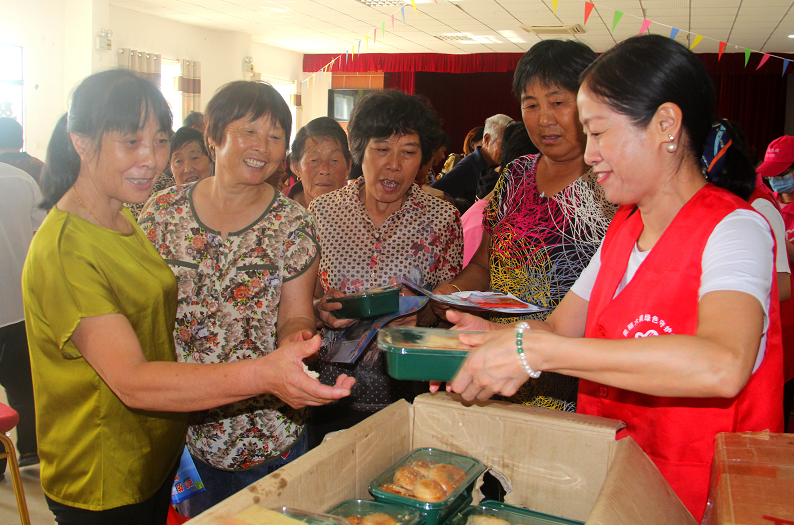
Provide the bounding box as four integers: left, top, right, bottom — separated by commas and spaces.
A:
450, 328, 545, 402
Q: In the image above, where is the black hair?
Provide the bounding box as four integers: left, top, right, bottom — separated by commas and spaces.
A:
205, 81, 292, 161
347, 89, 443, 166
513, 40, 597, 98
39, 69, 172, 210
168, 126, 211, 175
170, 126, 209, 157
0, 117, 23, 150
500, 121, 539, 168
183, 111, 204, 129
581, 34, 754, 200
476, 122, 539, 199
464, 126, 484, 155
438, 132, 452, 151
291, 116, 351, 165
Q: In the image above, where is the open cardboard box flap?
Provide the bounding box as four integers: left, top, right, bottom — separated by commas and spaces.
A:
191, 393, 695, 525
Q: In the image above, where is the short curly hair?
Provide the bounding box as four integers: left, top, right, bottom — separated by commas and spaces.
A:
347, 90, 443, 166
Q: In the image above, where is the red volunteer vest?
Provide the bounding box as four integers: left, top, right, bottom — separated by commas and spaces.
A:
577, 184, 784, 521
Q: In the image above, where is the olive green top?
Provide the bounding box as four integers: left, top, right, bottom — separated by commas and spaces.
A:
22, 206, 187, 510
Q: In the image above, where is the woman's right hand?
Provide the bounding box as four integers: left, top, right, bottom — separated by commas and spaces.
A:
430, 281, 460, 318
260, 335, 355, 409
315, 288, 356, 329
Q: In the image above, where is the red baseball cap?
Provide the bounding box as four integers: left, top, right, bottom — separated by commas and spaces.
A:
757, 135, 794, 177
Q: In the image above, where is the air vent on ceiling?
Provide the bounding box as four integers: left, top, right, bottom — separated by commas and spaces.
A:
357, 0, 407, 6
519, 24, 585, 35
435, 34, 474, 41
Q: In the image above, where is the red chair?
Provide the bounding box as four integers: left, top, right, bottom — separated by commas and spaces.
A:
0, 402, 31, 525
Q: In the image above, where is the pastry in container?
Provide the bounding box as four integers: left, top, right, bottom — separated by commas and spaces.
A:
377, 327, 483, 381
445, 500, 585, 525
369, 448, 487, 525
326, 499, 423, 525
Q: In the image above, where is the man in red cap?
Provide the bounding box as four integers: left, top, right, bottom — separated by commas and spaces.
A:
757, 135, 794, 431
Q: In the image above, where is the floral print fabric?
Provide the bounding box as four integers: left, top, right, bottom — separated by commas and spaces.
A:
139, 184, 318, 470
308, 178, 463, 411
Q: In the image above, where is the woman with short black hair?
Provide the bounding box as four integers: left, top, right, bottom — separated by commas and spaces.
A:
442, 35, 783, 521
23, 70, 354, 524
434, 39, 616, 413
309, 90, 462, 444
287, 116, 351, 207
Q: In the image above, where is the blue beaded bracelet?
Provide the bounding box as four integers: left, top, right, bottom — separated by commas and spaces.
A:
516, 322, 541, 379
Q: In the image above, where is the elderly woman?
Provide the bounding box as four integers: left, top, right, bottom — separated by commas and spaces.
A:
309, 90, 463, 443
441, 35, 783, 521
169, 126, 213, 185
287, 116, 351, 207
23, 70, 352, 524
138, 81, 347, 517
433, 40, 616, 412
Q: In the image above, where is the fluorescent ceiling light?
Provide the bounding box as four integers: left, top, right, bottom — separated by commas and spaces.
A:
498, 30, 525, 43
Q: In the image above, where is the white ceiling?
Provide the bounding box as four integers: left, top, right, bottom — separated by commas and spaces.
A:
109, 0, 794, 57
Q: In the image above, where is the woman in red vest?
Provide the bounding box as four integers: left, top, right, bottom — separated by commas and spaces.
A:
437, 35, 784, 521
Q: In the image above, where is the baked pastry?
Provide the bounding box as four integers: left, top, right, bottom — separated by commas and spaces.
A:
428, 464, 467, 493
394, 465, 424, 490
413, 478, 448, 502
344, 517, 365, 525
465, 516, 510, 525
362, 513, 399, 525
411, 459, 436, 476
380, 482, 414, 498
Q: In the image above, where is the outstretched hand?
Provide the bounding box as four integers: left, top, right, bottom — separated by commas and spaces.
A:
260, 335, 355, 409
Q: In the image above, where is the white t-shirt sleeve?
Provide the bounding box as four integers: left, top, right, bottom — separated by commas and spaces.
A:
570, 209, 773, 318
570, 244, 601, 302
750, 198, 790, 274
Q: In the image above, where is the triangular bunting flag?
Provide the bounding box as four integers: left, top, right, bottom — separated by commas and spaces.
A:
410, 0, 417, 15
373, 29, 376, 44
401, 6, 406, 24
351, 45, 355, 60
382, 21, 385, 35
670, 27, 679, 39
757, 53, 771, 70
584, 2, 595, 25
744, 48, 751, 67
553, 0, 558, 13
639, 19, 651, 35
612, 11, 623, 33
366, 35, 369, 50
718, 41, 727, 60
358, 40, 361, 55
784, 59, 790, 76
689, 34, 703, 50
391, 14, 395, 30
345, 50, 348, 63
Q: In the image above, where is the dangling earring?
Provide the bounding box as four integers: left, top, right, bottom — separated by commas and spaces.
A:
667, 135, 676, 152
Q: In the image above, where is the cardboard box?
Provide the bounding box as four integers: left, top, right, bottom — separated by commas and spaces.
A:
190, 393, 695, 525
704, 431, 794, 525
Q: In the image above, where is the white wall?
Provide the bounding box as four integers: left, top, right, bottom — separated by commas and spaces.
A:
0, 0, 68, 159
299, 72, 333, 129
1, 0, 305, 159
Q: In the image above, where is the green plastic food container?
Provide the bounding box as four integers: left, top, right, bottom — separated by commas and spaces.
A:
377, 327, 481, 382
329, 286, 400, 319
369, 448, 486, 525
326, 499, 424, 525
445, 501, 585, 525
270, 507, 352, 524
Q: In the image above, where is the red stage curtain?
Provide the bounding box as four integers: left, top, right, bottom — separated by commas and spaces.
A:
304, 53, 523, 73
307, 52, 793, 156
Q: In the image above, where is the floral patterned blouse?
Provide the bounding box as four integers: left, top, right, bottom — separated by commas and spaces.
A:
138, 184, 318, 470
308, 178, 463, 412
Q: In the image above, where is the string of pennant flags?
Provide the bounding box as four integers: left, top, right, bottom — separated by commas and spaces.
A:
577, 1, 793, 75
301, 0, 427, 90
302, 0, 793, 91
